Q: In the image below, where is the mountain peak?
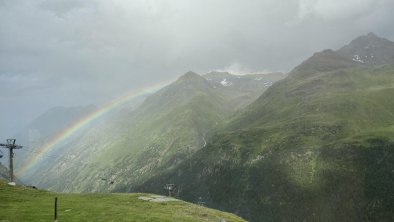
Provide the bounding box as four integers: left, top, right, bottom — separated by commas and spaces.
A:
337, 32, 394, 65
353, 32, 389, 43
291, 49, 359, 76
367, 32, 378, 38
153, 71, 211, 96
176, 71, 203, 82
184, 70, 199, 76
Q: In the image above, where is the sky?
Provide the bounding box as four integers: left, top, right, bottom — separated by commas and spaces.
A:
1, 0, 394, 138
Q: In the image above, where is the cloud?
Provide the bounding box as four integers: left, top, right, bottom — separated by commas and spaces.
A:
1, 0, 394, 137
296, 0, 379, 21
212, 63, 275, 75
39, 0, 93, 16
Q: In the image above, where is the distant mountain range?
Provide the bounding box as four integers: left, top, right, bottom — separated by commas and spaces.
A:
12, 32, 394, 221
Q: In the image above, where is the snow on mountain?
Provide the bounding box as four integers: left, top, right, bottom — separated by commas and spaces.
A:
220, 78, 233, 86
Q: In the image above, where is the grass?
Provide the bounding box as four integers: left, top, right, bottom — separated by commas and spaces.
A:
0, 180, 245, 222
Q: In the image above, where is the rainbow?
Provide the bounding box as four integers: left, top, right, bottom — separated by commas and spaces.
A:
16, 79, 174, 177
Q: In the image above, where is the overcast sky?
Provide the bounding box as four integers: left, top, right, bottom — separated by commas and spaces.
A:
1, 0, 394, 138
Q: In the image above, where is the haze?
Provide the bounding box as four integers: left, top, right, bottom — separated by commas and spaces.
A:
1, 0, 394, 137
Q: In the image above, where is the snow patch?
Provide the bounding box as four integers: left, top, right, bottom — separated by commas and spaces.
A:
220, 78, 233, 86
263, 81, 273, 87
352, 54, 364, 63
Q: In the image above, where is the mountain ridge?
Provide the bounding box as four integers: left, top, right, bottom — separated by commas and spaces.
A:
19, 70, 285, 194
337, 32, 394, 65
136, 33, 394, 222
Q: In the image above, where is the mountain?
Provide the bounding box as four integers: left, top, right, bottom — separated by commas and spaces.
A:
0, 179, 246, 222
9, 105, 97, 176
337, 32, 394, 65
137, 34, 394, 221
290, 49, 361, 78
12, 94, 148, 183
20, 71, 285, 193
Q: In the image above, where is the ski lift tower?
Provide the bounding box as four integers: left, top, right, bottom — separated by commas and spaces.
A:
0, 139, 23, 183
165, 184, 175, 197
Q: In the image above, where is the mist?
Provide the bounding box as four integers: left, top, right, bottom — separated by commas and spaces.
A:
1, 0, 394, 137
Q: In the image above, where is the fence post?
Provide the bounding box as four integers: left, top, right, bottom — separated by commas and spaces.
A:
54, 197, 58, 222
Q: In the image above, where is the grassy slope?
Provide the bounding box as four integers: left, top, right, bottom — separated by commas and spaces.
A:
139, 63, 394, 221
29, 74, 231, 192
28, 72, 285, 194
0, 180, 245, 222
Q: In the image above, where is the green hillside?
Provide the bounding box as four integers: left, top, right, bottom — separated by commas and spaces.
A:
0, 180, 245, 222
23, 71, 284, 193
138, 40, 394, 221
29, 72, 229, 192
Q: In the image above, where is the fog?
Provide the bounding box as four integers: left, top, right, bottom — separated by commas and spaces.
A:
1, 0, 394, 137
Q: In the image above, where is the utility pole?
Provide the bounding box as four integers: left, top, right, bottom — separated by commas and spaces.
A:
0, 139, 23, 183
